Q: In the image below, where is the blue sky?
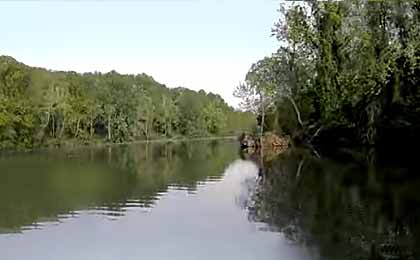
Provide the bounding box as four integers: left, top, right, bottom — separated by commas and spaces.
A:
0, 0, 282, 106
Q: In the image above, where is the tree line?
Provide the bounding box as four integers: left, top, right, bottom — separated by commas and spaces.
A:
235, 1, 420, 150
0, 56, 255, 150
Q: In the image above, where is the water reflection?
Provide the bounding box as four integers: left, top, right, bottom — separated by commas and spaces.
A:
0, 141, 315, 260
4, 140, 416, 260
248, 148, 420, 260
0, 141, 236, 234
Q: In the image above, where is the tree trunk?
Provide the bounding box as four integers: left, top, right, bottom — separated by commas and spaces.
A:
107, 114, 112, 141
286, 95, 303, 127
51, 114, 55, 138
145, 119, 149, 140
90, 117, 94, 137
75, 118, 81, 138
44, 111, 51, 132
260, 92, 265, 138
259, 92, 265, 172
168, 119, 171, 137
60, 120, 65, 138
166, 119, 172, 137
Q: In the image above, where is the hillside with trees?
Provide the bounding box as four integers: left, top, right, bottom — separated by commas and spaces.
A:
0, 56, 255, 150
235, 1, 420, 153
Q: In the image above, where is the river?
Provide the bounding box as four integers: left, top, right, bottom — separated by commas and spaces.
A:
0, 140, 418, 260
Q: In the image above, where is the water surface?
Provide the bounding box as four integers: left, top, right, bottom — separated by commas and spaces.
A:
1, 141, 418, 260
0, 141, 313, 260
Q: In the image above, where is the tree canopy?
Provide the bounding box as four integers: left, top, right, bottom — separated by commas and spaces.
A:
0, 56, 255, 150
235, 0, 420, 149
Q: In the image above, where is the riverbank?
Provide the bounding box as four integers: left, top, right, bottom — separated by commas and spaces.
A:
0, 135, 239, 156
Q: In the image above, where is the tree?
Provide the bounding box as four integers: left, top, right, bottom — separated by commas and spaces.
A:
202, 101, 227, 135
235, 0, 420, 147
0, 55, 255, 150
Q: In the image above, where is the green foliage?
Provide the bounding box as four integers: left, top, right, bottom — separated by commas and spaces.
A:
236, 1, 420, 146
202, 100, 227, 134
0, 56, 255, 150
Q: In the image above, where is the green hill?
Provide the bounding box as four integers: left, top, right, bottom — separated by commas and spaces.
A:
0, 55, 255, 150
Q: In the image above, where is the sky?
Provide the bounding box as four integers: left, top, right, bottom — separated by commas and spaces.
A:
0, 0, 282, 107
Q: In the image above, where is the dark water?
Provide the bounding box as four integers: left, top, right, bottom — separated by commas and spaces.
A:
0, 141, 418, 260
246, 148, 420, 260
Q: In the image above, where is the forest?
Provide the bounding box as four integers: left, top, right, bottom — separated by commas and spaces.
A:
0, 56, 255, 150
235, 0, 420, 152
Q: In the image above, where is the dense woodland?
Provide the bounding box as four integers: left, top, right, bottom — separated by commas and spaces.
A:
0, 56, 255, 150
235, 1, 420, 150
242, 1, 420, 258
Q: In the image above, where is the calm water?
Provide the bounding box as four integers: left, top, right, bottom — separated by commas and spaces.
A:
0, 141, 418, 260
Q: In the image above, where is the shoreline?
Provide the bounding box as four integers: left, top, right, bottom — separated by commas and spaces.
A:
0, 135, 239, 156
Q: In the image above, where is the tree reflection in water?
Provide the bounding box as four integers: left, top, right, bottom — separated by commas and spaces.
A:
246, 148, 420, 260
0, 140, 237, 234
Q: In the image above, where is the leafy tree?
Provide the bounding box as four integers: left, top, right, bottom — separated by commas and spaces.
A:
236, 1, 420, 148
0, 56, 255, 150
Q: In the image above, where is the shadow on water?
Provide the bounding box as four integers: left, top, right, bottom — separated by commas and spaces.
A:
0, 140, 238, 234
245, 148, 420, 260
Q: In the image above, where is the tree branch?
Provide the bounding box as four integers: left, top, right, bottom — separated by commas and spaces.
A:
286, 95, 303, 127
